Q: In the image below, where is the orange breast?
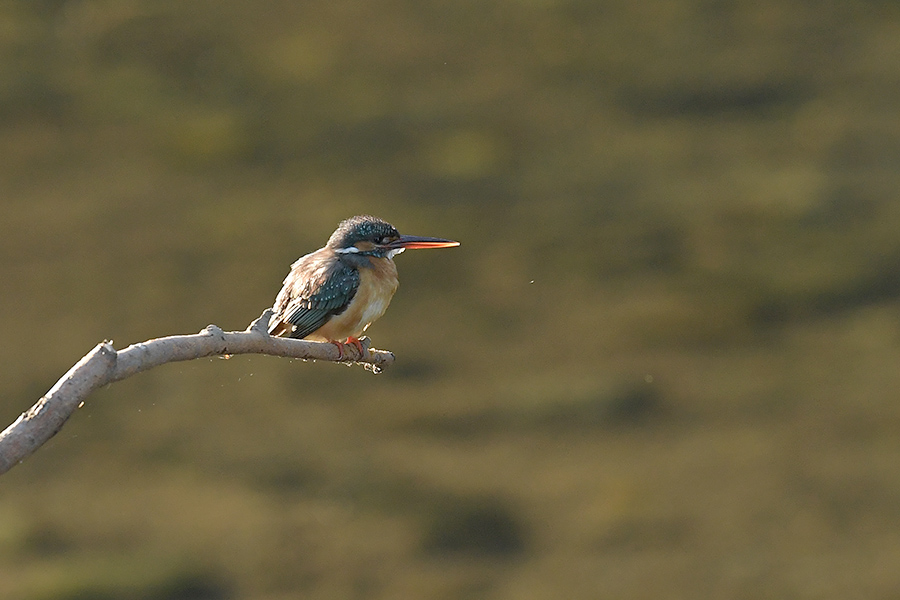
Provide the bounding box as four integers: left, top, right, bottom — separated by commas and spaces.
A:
308, 257, 399, 341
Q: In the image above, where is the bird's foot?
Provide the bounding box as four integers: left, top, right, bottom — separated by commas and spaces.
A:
327, 337, 367, 361
328, 340, 346, 361
345, 336, 366, 358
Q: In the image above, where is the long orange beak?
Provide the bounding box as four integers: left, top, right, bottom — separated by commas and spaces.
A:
386, 235, 460, 250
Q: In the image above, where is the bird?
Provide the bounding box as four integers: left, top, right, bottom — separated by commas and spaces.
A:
268, 215, 459, 358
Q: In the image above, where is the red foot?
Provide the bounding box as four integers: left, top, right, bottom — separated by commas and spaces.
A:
328, 337, 365, 361
329, 340, 346, 360
346, 336, 366, 357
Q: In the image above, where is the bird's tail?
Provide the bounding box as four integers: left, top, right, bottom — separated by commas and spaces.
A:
267, 312, 289, 337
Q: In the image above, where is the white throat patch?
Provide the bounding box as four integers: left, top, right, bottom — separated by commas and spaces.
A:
334, 246, 405, 259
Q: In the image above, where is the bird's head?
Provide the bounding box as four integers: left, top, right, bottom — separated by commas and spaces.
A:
328, 215, 459, 259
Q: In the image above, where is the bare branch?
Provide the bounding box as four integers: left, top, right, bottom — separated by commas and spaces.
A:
0, 310, 394, 476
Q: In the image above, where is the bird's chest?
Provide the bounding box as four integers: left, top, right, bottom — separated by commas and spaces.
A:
355, 258, 399, 325
315, 258, 399, 340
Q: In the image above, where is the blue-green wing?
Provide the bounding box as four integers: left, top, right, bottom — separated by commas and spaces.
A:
269, 253, 359, 339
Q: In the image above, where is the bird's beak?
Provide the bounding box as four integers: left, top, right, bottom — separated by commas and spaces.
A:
384, 235, 460, 250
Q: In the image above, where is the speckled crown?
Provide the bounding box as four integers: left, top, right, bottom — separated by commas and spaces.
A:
327, 215, 399, 249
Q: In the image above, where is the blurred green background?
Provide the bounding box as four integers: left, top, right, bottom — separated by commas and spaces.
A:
3, 0, 900, 598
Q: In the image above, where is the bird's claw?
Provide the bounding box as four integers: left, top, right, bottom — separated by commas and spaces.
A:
329, 337, 367, 361
346, 336, 366, 358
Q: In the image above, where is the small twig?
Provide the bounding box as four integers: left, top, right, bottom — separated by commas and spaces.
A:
0, 310, 394, 476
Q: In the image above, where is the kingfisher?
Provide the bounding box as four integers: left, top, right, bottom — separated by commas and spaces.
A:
268, 215, 459, 358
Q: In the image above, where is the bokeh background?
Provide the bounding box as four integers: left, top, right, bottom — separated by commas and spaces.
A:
3, 1, 900, 598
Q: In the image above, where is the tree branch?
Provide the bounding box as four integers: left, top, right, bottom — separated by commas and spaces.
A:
0, 310, 394, 476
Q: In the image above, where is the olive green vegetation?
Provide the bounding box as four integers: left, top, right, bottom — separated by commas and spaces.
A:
2, 0, 900, 598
